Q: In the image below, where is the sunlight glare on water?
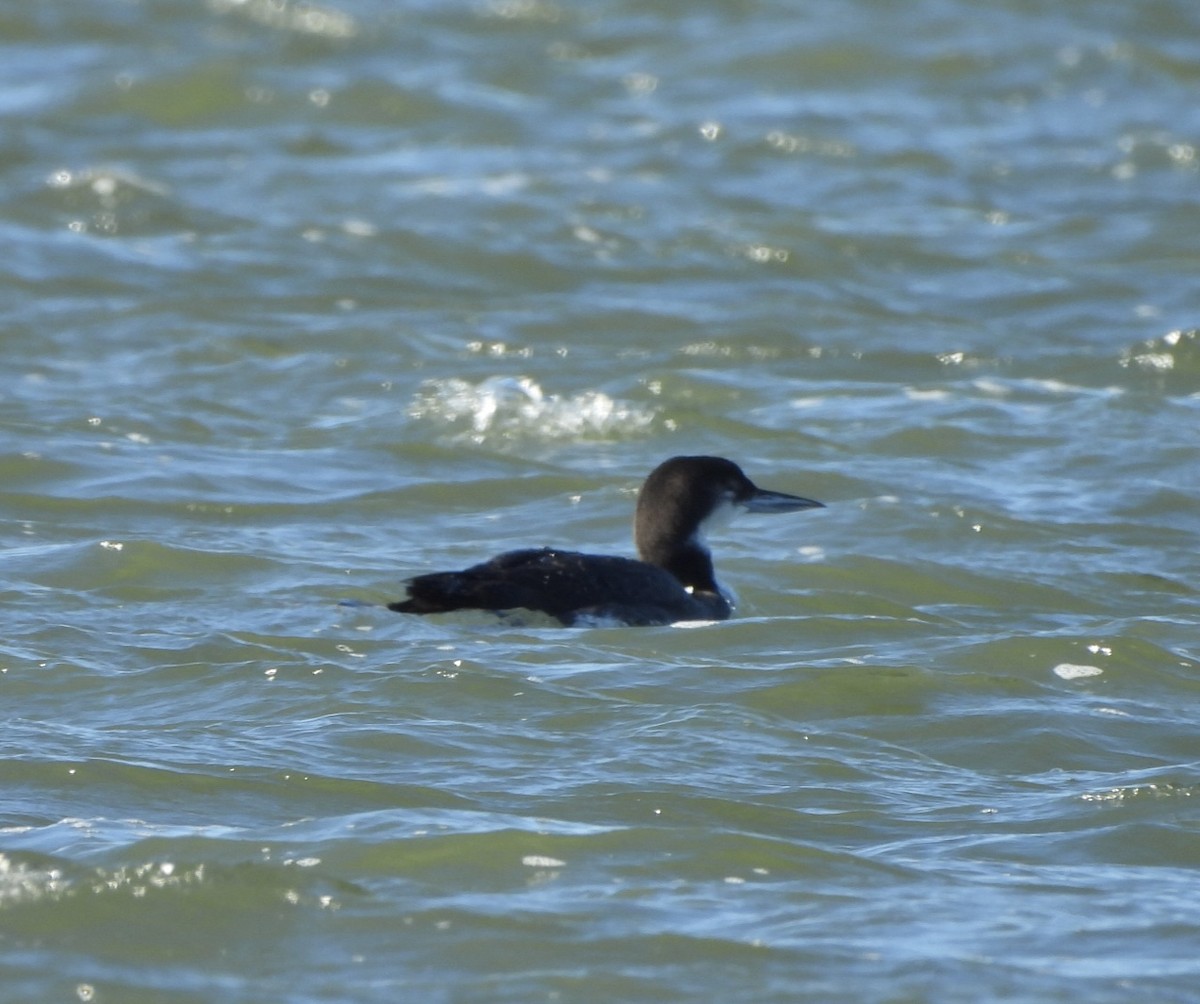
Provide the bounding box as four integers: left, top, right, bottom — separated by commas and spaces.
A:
1, 0, 1199, 1001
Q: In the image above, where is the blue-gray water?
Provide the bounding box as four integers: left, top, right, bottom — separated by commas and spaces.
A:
2, 1, 1199, 1001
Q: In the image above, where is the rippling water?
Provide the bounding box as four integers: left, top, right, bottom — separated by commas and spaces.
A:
2, 0, 1199, 1000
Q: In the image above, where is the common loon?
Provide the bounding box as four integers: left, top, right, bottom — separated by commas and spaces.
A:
388, 455, 823, 627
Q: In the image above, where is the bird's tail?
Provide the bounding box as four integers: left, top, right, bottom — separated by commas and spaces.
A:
387, 573, 468, 615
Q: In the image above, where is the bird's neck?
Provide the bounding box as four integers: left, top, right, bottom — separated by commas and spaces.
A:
643, 538, 720, 594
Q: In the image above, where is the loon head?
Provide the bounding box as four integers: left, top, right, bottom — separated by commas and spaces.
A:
633, 456, 823, 593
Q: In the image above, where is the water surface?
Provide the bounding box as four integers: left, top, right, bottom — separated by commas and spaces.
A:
2, 0, 1198, 1000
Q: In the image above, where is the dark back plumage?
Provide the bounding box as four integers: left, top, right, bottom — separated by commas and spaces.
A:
389, 455, 822, 626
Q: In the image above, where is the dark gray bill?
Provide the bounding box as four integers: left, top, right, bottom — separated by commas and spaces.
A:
742, 488, 824, 513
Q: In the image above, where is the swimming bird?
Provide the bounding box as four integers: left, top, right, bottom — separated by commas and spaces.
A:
388, 455, 823, 627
